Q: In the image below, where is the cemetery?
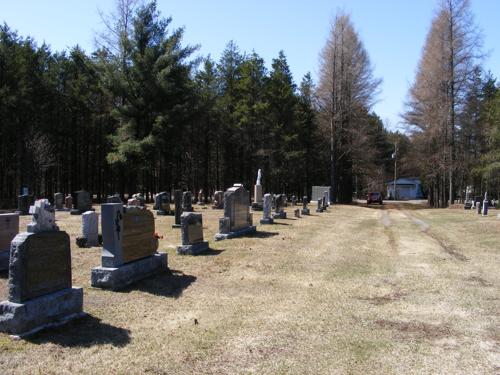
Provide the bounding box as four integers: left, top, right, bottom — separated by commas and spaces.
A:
0, 0, 499, 373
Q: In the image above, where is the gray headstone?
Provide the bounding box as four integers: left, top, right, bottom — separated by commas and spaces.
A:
27, 199, 58, 233
64, 195, 73, 210
154, 192, 170, 214
54, 193, 64, 210
224, 185, 251, 232
182, 191, 193, 212
17, 194, 33, 215
212, 191, 224, 209
107, 194, 123, 204
260, 194, 274, 224
173, 190, 183, 226
82, 211, 99, 247
301, 196, 310, 215
316, 199, 323, 213
71, 190, 92, 215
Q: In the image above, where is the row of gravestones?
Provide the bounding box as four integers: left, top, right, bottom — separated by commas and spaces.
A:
0, 184, 328, 336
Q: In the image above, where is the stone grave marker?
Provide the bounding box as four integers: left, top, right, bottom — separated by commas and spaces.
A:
182, 191, 193, 212
177, 212, 209, 255
91, 204, 168, 290
301, 196, 310, 215
54, 192, 64, 210
212, 191, 224, 209
64, 195, 73, 210
272, 194, 286, 219
251, 169, 263, 211
154, 192, 171, 215
76, 211, 99, 247
173, 190, 183, 228
16, 194, 33, 215
215, 184, 256, 241
482, 192, 489, 216
291, 195, 297, 206
260, 193, 274, 224
0, 213, 19, 271
0, 203, 83, 336
70, 190, 93, 215
316, 199, 323, 213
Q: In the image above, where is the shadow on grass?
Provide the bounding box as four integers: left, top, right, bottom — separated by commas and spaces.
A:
117, 269, 196, 298
196, 248, 224, 256
270, 222, 290, 226
247, 231, 279, 239
27, 314, 130, 348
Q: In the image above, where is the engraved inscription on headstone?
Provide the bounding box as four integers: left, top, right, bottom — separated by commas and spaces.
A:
0, 213, 19, 251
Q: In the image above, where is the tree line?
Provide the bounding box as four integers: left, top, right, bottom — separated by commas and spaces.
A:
1, 0, 497, 208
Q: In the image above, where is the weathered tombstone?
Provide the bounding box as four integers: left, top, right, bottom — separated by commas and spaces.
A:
251, 169, 263, 211
76, 211, 99, 247
0, 213, 19, 271
70, 190, 93, 215
172, 190, 182, 228
107, 194, 123, 204
54, 192, 64, 211
215, 184, 256, 241
177, 212, 209, 255
482, 192, 489, 216
260, 194, 274, 224
91, 204, 168, 290
197, 189, 204, 205
16, 194, 33, 215
212, 191, 224, 209
0, 203, 83, 336
301, 196, 310, 215
127, 198, 140, 206
322, 191, 329, 210
291, 195, 297, 206
316, 199, 323, 213
294, 209, 301, 218
64, 195, 73, 210
132, 193, 146, 207
154, 192, 171, 215
272, 194, 287, 219
182, 191, 193, 212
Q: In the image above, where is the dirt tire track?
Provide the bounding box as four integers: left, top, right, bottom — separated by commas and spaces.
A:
380, 209, 397, 252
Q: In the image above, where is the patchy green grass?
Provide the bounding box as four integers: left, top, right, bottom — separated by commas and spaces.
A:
0, 203, 498, 374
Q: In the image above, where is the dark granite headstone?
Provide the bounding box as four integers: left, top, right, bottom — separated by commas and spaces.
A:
0, 213, 19, 270
71, 190, 92, 215
54, 193, 64, 210
177, 212, 208, 255
215, 184, 256, 240
107, 194, 123, 204
173, 190, 182, 227
17, 194, 33, 215
182, 191, 193, 212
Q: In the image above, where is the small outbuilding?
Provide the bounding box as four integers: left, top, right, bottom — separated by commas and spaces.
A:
386, 178, 424, 200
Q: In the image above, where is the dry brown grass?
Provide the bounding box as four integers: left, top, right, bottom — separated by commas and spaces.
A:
0, 203, 499, 374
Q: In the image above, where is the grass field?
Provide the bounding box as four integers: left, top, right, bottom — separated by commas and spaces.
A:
0, 203, 498, 374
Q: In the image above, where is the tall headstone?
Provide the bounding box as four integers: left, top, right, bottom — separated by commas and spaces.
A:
482, 192, 489, 216
64, 195, 73, 210
291, 195, 297, 206
212, 191, 224, 209
154, 192, 171, 215
272, 194, 286, 219
316, 199, 323, 213
260, 194, 274, 224
322, 191, 328, 210
301, 196, 310, 215
0, 203, 83, 336
91, 204, 168, 290
77, 211, 99, 247
177, 212, 209, 255
173, 190, 183, 228
215, 184, 256, 241
0, 213, 19, 271
70, 190, 93, 215
54, 192, 64, 211
182, 191, 193, 212
16, 194, 33, 215
197, 189, 204, 205
251, 169, 263, 211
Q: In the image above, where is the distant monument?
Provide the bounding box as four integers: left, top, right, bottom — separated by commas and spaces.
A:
251, 169, 263, 211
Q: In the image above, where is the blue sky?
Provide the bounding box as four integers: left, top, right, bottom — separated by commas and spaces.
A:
2, 0, 499, 131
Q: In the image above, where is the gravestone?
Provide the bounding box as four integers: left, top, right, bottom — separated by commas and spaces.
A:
54, 192, 64, 211
322, 191, 329, 210
70, 190, 93, 215
0, 205, 83, 336
251, 169, 263, 211
77, 211, 99, 247
316, 199, 323, 213
91, 204, 168, 290
132, 193, 146, 207
0, 213, 19, 271
294, 209, 301, 218
197, 189, 204, 205
64, 195, 73, 210
212, 191, 224, 209
107, 194, 123, 204
291, 195, 297, 206
272, 194, 286, 219
173, 190, 183, 228
312, 186, 331, 204
16, 194, 33, 215
177, 212, 209, 255
482, 192, 489, 216
127, 198, 140, 206
301, 196, 310, 215
215, 184, 256, 241
182, 191, 193, 212
260, 194, 274, 224
154, 192, 171, 215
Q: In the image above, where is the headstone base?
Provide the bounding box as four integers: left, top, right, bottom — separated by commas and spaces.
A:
0, 250, 9, 271
272, 211, 287, 219
316, 208, 324, 213
70, 208, 95, 216
177, 241, 209, 255
157, 210, 174, 216
0, 287, 84, 337
251, 203, 263, 211
214, 226, 256, 241
91, 253, 168, 290
259, 218, 274, 225
301, 208, 310, 215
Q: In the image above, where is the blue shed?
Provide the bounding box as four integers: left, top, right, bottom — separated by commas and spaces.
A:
386, 178, 424, 200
